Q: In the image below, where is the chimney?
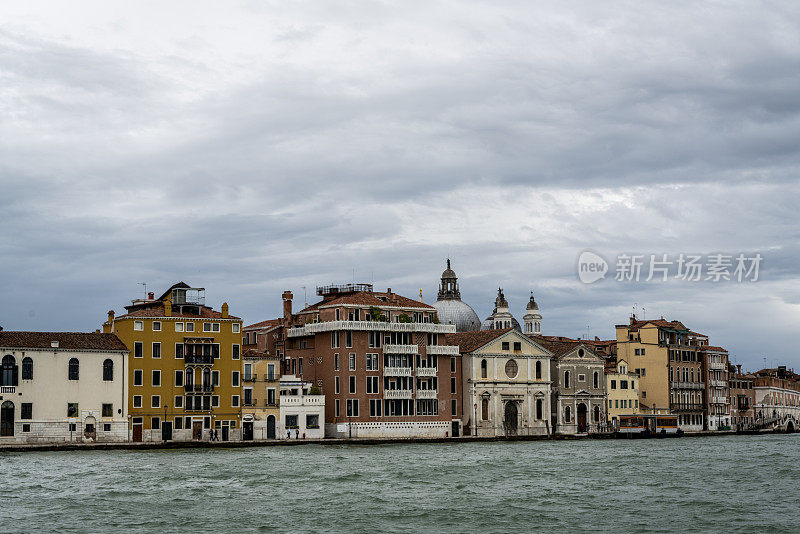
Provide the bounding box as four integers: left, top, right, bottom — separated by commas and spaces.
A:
148, 292, 154, 300
107, 310, 115, 322
282, 291, 293, 321
737, 364, 742, 375
221, 302, 229, 319
95, 329, 100, 333
164, 299, 172, 317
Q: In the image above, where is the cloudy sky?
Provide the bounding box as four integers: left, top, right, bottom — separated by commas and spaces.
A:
1, 1, 799, 370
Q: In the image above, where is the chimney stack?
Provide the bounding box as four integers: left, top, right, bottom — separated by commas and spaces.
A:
282, 291, 293, 321
148, 292, 154, 300
164, 299, 172, 317
108, 310, 115, 322
737, 364, 742, 375
221, 302, 229, 319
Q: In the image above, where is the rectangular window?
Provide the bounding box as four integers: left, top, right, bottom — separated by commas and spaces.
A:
175, 417, 183, 430
232, 395, 240, 407
175, 322, 184, 332
335, 399, 340, 417
152, 342, 161, 359
366, 376, 379, 394
151, 417, 160, 430
347, 399, 359, 417
349, 375, 356, 394
621, 380, 628, 389
232, 371, 240, 387
232, 323, 241, 333
641, 348, 646, 355
151, 395, 160, 408
212, 370, 220, 387
298, 358, 303, 376
103, 423, 111, 432
306, 414, 320, 429
502, 342, 510, 350
451, 357, 457, 373
134, 321, 143, 331
267, 389, 276, 405
334, 353, 340, 371
331, 332, 340, 349
212, 396, 220, 408
203, 323, 212, 332
102, 403, 112, 417
335, 376, 340, 394
451, 377, 457, 394
174, 395, 183, 408
635, 348, 640, 355
615, 399, 619, 408
133, 395, 142, 408
578, 374, 586, 382
513, 342, 521, 351
175, 343, 184, 359
369, 399, 382, 417
349, 353, 356, 371
346, 331, 353, 348
212, 344, 220, 359
212, 323, 220, 332
185, 322, 194, 332
133, 369, 143, 386
152, 370, 161, 387
21, 402, 32, 419
152, 321, 162, 331
451, 399, 457, 415
175, 370, 184, 387
611, 380, 616, 389
134, 342, 143, 358
365, 353, 377, 371
232, 344, 240, 360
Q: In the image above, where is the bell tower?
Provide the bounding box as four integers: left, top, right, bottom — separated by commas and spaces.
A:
523, 292, 542, 335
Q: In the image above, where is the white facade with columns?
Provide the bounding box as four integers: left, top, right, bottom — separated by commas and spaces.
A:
458, 329, 552, 437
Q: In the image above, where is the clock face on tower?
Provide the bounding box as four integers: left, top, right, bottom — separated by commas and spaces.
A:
505, 359, 518, 379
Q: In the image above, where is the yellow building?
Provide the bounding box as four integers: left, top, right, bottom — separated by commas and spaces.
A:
605, 357, 640, 428
241, 351, 281, 440
102, 282, 243, 442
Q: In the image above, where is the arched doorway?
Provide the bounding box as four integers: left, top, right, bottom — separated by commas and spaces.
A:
84, 416, 97, 440
577, 403, 588, 433
504, 401, 518, 436
266, 415, 276, 439
787, 420, 795, 433
1, 401, 14, 436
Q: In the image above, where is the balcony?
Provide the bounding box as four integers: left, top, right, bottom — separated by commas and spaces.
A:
416, 389, 438, 399
709, 361, 726, 370
384, 389, 413, 399
670, 403, 705, 412
184, 354, 215, 365
384, 344, 418, 354
265, 374, 278, 382
280, 395, 324, 406
416, 367, 438, 377
184, 384, 214, 393
426, 345, 460, 355
711, 396, 728, 405
710, 379, 727, 388
287, 321, 456, 338
670, 381, 705, 390
243, 374, 257, 383
384, 367, 412, 377
0, 386, 15, 394
243, 399, 257, 407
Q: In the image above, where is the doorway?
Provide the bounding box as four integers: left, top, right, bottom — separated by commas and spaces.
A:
1, 401, 14, 437
161, 421, 172, 442
577, 403, 588, 433
504, 401, 518, 436
266, 415, 276, 439
243, 421, 254, 441
192, 421, 203, 440
221, 424, 230, 442
84, 416, 97, 440
451, 420, 460, 437
132, 424, 143, 442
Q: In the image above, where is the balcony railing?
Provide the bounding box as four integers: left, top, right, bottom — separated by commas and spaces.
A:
710, 379, 727, 388
384, 366, 412, 377
243, 374, 257, 383
184, 384, 214, 393
426, 345, 460, 355
280, 395, 325, 406
0, 386, 15, 394
243, 400, 256, 407
383, 344, 418, 354
709, 361, 726, 370
184, 354, 215, 365
265, 374, 278, 382
670, 403, 705, 412
287, 321, 456, 337
416, 389, 438, 399
711, 396, 728, 405
670, 381, 705, 390
416, 367, 437, 377
384, 389, 413, 399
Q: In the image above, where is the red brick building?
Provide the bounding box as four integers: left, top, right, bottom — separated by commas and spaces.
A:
281, 283, 461, 438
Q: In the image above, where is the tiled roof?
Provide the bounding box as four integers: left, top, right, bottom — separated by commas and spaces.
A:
701, 345, 727, 352
616, 318, 688, 332
0, 331, 128, 351
445, 329, 512, 353
244, 318, 281, 330
537, 338, 600, 359
115, 305, 240, 320
298, 291, 433, 314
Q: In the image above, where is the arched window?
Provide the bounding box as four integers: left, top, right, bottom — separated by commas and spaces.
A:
1, 355, 17, 387
480, 359, 487, 379
22, 357, 33, 380
536, 398, 543, 420
565, 405, 571, 423
564, 370, 570, 389
594, 405, 600, 423
185, 367, 195, 386
593, 371, 599, 389
68, 358, 79, 380
481, 398, 489, 420
535, 360, 542, 380
102, 359, 114, 381
202, 367, 211, 388
0, 400, 14, 437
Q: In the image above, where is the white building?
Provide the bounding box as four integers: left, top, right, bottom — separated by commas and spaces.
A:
279, 375, 325, 439
0, 331, 129, 443
457, 329, 552, 436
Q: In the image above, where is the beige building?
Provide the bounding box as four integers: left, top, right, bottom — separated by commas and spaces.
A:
0, 331, 128, 443
456, 329, 552, 436
605, 357, 640, 428
241, 351, 281, 440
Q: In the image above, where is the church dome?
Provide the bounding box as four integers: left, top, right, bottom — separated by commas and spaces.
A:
481, 314, 521, 331
433, 299, 481, 333
526, 292, 539, 311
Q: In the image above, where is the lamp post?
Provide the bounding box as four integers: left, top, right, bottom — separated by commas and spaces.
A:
473, 402, 477, 437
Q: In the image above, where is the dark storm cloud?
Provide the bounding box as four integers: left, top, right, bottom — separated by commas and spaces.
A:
1, 1, 799, 369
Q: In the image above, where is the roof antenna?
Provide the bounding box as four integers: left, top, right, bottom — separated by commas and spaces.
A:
642, 307, 646, 320
139, 282, 147, 298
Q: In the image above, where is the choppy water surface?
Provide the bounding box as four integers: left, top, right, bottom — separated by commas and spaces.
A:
1, 435, 798, 533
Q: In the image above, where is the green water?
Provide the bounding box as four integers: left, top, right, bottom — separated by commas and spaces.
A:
1, 434, 797, 533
